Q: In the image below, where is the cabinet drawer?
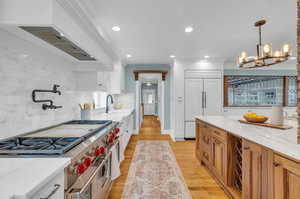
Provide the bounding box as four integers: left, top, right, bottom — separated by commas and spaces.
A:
29, 171, 64, 199
210, 126, 227, 140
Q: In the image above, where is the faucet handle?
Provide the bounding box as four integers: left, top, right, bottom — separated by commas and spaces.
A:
53, 84, 60, 90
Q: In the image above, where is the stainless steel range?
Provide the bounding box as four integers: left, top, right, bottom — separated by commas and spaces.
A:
0, 120, 121, 199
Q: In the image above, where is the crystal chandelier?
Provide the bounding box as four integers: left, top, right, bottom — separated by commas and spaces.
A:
238, 20, 292, 68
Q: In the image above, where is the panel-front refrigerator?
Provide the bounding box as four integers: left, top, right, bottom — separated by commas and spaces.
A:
184, 78, 222, 138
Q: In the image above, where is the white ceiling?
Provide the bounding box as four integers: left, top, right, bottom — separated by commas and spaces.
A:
84, 0, 297, 64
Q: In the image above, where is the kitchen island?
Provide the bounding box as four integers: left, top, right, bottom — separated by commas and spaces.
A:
195, 115, 300, 199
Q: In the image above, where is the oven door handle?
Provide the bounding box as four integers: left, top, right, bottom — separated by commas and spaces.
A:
101, 152, 112, 188
67, 152, 112, 198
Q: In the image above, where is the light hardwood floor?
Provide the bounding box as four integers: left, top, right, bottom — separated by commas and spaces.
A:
108, 116, 229, 199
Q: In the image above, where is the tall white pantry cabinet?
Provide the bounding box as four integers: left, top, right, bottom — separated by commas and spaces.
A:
184, 70, 223, 138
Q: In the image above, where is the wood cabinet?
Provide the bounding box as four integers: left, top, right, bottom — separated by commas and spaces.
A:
274, 154, 300, 199
196, 120, 227, 183
196, 121, 212, 166
196, 119, 300, 199
242, 140, 270, 199
211, 136, 226, 181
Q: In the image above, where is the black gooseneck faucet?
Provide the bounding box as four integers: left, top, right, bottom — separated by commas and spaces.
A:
105, 94, 114, 113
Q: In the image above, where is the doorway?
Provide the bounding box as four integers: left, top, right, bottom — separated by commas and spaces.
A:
142, 83, 158, 116
134, 71, 167, 133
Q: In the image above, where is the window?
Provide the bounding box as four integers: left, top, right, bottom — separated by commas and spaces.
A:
148, 94, 153, 104
93, 92, 107, 109
224, 76, 297, 107
287, 76, 297, 106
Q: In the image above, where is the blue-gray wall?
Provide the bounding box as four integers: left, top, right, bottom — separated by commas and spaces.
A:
125, 64, 171, 129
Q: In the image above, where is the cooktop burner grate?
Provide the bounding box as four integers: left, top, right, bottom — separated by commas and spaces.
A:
0, 137, 83, 155
0, 120, 113, 155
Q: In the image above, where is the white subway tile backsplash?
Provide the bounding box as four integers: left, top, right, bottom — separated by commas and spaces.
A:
0, 29, 94, 139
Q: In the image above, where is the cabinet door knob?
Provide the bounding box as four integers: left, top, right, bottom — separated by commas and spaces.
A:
273, 162, 280, 167
244, 147, 250, 150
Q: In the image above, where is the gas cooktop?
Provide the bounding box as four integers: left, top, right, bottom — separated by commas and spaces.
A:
0, 137, 83, 155
0, 120, 112, 155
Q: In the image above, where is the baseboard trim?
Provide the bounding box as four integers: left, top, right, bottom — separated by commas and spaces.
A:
133, 129, 139, 135
184, 138, 196, 140
175, 137, 185, 141
161, 129, 170, 134
161, 129, 176, 142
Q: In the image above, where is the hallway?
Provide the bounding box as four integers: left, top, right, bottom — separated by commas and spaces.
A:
108, 116, 228, 199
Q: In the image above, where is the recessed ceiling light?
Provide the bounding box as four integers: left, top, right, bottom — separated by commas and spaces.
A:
204, 55, 210, 59
126, 54, 132, 58
59, 32, 64, 37
170, 55, 176, 58
185, 26, 194, 33
112, 26, 121, 32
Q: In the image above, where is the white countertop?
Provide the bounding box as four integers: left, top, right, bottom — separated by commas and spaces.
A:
91, 108, 134, 122
196, 115, 300, 161
0, 158, 70, 199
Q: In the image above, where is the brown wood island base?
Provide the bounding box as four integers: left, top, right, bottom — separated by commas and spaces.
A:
196, 119, 300, 199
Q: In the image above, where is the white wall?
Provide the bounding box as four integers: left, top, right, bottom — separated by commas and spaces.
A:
171, 58, 224, 140
0, 29, 95, 139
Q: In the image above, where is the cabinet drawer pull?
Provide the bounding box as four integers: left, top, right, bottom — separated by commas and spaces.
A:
244, 147, 250, 150
203, 152, 209, 159
40, 184, 61, 199
213, 130, 220, 135
273, 162, 280, 167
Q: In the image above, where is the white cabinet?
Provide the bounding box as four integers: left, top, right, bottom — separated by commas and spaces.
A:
74, 71, 109, 92
28, 171, 64, 199
184, 121, 196, 138
185, 79, 204, 121
119, 111, 135, 152
109, 61, 125, 94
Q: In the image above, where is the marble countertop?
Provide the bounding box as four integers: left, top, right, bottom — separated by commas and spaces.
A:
196, 116, 300, 161
0, 158, 70, 199
91, 108, 135, 122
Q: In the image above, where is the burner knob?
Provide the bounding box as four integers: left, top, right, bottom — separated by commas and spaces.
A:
95, 147, 105, 156
76, 163, 86, 175
84, 157, 92, 167
108, 136, 114, 143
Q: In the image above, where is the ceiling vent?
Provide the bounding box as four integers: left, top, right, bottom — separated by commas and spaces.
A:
19, 26, 96, 61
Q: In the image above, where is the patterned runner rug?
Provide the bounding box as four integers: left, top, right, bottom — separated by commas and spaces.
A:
121, 141, 193, 199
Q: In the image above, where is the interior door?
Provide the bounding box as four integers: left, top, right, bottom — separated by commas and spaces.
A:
143, 89, 156, 115
203, 79, 222, 115
185, 79, 203, 121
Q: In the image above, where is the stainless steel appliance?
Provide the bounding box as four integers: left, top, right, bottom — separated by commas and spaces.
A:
0, 120, 121, 199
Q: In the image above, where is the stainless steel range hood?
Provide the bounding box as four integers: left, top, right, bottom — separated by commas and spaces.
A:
19, 26, 96, 61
